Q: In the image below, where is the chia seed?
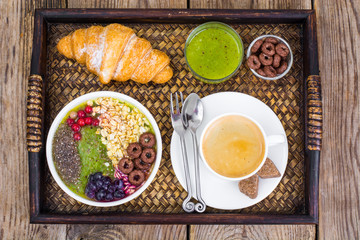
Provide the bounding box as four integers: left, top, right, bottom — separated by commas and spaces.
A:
52, 123, 81, 185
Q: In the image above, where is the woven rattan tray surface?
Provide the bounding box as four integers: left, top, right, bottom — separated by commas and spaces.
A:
43, 22, 305, 215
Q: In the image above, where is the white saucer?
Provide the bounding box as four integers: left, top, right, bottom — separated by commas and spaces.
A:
170, 92, 288, 210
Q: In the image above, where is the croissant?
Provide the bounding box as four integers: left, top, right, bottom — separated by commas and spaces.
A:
57, 24, 173, 84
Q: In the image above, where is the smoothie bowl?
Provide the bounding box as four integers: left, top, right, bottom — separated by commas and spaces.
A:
46, 91, 162, 207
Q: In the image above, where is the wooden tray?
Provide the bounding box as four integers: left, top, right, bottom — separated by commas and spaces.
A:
27, 9, 321, 224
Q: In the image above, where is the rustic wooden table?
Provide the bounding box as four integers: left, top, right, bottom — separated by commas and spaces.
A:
1, 0, 359, 239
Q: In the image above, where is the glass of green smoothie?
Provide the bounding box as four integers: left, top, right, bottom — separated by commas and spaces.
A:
185, 22, 244, 84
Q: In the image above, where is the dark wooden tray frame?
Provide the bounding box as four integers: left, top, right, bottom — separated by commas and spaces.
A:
27, 9, 321, 224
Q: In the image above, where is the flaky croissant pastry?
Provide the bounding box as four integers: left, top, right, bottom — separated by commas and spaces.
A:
57, 24, 173, 84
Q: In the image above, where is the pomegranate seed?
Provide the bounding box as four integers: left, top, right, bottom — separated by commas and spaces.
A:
71, 123, 81, 132
85, 106, 93, 114
77, 118, 85, 127
78, 110, 86, 118
92, 118, 100, 126
85, 117, 93, 125
73, 132, 81, 141
66, 118, 75, 126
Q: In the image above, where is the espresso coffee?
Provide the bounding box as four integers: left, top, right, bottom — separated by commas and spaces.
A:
202, 115, 265, 178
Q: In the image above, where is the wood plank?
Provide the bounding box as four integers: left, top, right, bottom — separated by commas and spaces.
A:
190, 225, 316, 240
35, 0, 67, 8
0, 0, 67, 239
67, 0, 187, 8
66, 225, 186, 240
315, 0, 360, 239
188, 0, 315, 239
189, 0, 311, 9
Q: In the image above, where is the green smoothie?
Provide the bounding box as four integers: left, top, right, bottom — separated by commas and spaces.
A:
76, 126, 114, 194
186, 27, 242, 80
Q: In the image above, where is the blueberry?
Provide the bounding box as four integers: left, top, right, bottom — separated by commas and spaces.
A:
113, 179, 124, 190
113, 179, 120, 186
85, 186, 95, 199
96, 179, 104, 189
105, 193, 114, 201
102, 183, 109, 191
108, 185, 116, 193
87, 191, 95, 199
103, 176, 111, 186
88, 182, 97, 191
89, 174, 96, 183
85, 186, 90, 195
114, 190, 125, 199
93, 172, 103, 181
95, 189, 106, 201
118, 181, 124, 189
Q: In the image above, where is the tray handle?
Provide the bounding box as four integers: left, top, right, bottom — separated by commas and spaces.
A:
307, 75, 322, 151
27, 74, 43, 152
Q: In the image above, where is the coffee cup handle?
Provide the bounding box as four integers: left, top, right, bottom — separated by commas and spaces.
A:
267, 135, 286, 146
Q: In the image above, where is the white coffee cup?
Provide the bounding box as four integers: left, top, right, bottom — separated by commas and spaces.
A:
199, 113, 285, 181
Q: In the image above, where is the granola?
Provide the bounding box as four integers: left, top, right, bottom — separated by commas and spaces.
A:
92, 97, 150, 166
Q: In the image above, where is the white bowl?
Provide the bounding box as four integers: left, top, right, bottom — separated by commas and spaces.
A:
46, 91, 162, 207
246, 35, 293, 80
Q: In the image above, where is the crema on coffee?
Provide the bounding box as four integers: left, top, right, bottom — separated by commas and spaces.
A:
202, 115, 265, 178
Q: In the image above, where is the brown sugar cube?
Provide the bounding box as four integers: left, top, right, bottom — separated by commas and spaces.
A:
238, 174, 259, 199
257, 158, 281, 178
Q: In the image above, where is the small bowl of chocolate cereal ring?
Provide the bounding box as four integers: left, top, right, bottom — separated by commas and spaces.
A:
246, 35, 293, 80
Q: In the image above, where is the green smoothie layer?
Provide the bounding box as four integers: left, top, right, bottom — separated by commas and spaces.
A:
186, 27, 242, 80
67, 126, 114, 197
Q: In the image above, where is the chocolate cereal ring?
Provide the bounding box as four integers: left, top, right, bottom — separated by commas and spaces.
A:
251, 39, 263, 53
261, 42, 275, 56
265, 37, 279, 44
134, 158, 151, 170
264, 66, 277, 78
129, 170, 145, 186
259, 53, 273, 66
272, 54, 281, 68
139, 132, 156, 148
118, 158, 134, 174
247, 55, 261, 70
127, 143, 142, 159
275, 43, 290, 57
276, 61, 288, 74
256, 68, 266, 77
141, 148, 156, 164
